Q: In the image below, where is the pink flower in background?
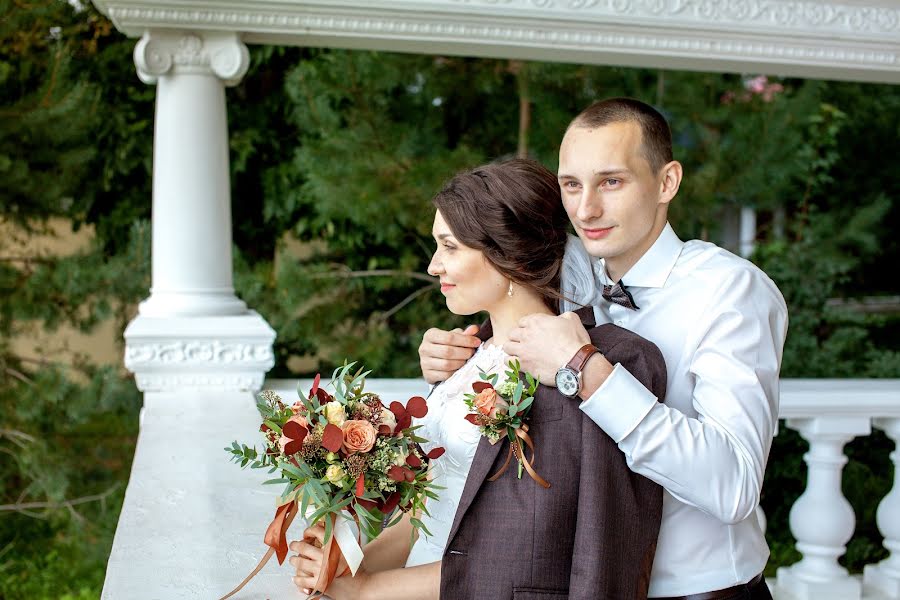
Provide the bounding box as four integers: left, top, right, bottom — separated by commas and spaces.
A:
746, 75, 768, 94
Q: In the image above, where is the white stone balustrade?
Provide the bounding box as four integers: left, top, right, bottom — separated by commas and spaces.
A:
774, 379, 900, 600
865, 418, 900, 598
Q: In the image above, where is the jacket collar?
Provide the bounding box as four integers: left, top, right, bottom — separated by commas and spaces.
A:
593, 222, 683, 288
444, 306, 595, 548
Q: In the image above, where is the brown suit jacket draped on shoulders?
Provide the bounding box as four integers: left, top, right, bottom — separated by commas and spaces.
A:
439, 307, 667, 600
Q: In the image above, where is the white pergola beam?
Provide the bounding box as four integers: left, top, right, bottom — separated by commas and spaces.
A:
94, 0, 900, 83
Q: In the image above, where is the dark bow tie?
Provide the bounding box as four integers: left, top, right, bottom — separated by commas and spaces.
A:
602, 281, 639, 310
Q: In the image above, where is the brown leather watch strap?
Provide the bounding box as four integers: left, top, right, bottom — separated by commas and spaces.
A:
566, 343, 599, 374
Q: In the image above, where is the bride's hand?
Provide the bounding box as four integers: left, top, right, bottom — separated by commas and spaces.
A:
289, 523, 359, 598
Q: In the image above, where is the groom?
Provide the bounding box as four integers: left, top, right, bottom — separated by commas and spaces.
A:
420, 98, 787, 600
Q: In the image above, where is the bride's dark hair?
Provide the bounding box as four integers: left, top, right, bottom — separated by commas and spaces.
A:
432, 158, 569, 314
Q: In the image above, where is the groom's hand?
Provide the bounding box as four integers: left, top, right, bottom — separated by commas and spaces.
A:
419, 324, 481, 384
505, 312, 590, 386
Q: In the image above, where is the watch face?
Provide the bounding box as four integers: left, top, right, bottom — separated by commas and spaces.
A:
556, 368, 579, 397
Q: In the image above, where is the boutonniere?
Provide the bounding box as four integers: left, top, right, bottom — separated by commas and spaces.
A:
463, 359, 550, 489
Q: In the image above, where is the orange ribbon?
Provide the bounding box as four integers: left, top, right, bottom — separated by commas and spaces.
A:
487, 424, 550, 488
218, 499, 299, 600
305, 513, 351, 599
219, 502, 357, 600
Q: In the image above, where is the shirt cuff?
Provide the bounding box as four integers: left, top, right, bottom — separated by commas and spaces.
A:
578, 363, 658, 443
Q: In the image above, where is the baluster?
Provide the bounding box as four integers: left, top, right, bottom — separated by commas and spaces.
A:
775, 416, 870, 600
864, 418, 900, 598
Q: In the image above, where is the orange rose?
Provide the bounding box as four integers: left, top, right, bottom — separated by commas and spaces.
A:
474, 388, 499, 417
341, 419, 377, 455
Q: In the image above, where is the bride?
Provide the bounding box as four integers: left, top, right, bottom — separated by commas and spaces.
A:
288, 158, 663, 599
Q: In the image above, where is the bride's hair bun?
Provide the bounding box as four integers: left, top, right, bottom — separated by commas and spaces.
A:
432, 158, 569, 314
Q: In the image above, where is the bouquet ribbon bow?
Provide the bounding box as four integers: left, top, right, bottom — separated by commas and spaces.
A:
218, 496, 365, 600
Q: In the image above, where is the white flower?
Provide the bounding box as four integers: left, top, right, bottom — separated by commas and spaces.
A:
323, 401, 346, 427
392, 450, 409, 467
379, 408, 397, 430
325, 464, 346, 485
497, 379, 518, 398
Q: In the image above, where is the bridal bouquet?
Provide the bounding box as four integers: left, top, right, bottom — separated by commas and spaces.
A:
220, 362, 444, 599
463, 359, 550, 488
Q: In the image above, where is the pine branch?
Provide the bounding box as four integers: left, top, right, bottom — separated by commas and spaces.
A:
0, 256, 54, 264
0, 483, 121, 517
0, 428, 36, 447
3, 366, 33, 386
310, 269, 437, 285
378, 284, 436, 322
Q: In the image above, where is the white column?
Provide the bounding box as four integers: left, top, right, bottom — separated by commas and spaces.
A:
776, 416, 870, 600
124, 30, 274, 392
864, 418, 900, 598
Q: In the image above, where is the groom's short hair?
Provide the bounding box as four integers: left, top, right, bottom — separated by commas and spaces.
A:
568, 98, 673, 174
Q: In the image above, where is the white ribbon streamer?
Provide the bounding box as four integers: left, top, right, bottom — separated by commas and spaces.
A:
303, 505, 365, 576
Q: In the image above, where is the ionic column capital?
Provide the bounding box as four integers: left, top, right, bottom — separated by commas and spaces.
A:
133, 30, 249, 86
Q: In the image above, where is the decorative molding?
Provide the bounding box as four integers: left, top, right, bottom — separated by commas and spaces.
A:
449, 0, 900, 34
133, 30, 250, 85
125, 341, 274, 366
123, 311, 276, 393
91, 0, 900, 83
134, 372, 265, 392
96, 0, 900, 38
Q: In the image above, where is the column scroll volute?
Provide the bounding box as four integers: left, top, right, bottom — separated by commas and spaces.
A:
133, 30, 249, 86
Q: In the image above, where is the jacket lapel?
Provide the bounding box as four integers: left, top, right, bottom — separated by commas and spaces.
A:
445, 434, 505, 548
444, 316, 502, 548
443, 307, 595, 548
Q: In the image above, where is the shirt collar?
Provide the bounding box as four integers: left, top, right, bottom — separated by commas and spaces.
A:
592, 222, 684, 288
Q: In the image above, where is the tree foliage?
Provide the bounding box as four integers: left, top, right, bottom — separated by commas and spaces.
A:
1, 2, 898, 597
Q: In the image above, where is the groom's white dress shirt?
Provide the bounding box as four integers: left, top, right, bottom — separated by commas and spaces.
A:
563, 223, 788, 597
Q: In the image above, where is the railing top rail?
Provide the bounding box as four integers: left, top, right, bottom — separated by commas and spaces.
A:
267, 378, 900, 419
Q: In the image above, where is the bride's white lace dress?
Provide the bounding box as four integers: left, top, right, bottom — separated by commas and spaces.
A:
404, 342, 510, 568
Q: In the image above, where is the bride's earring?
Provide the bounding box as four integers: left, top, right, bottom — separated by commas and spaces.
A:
507, 280, 514, 297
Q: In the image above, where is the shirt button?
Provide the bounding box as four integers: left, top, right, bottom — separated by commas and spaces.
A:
615, 319, 625, 326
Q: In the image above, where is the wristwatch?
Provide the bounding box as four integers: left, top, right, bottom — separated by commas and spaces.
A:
555, 343, 600, 398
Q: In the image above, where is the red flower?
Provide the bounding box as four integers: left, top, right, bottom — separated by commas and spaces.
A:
472, 381, 493, 393
387, 396, 428, 434
321, 423, 344, 453
388, 465, 416, 482
277, 415, 308, 455
308, 372, 334, 405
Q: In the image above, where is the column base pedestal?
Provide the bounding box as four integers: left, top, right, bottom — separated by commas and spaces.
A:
124, 310, 275, 392
776, 566, 861, 600
865, 562, 900, 599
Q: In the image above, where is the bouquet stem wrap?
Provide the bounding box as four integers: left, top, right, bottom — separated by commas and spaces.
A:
218, 499, 366, 600
303, 505, 364, 599
217, 498, 299, 600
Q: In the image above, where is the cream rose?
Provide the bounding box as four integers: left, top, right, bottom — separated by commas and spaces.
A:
341, 419, 377, 455
393, 450, 409, 466
323, 401, 346, 427
325, 464, 346, 485
379, 408, 397, 430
